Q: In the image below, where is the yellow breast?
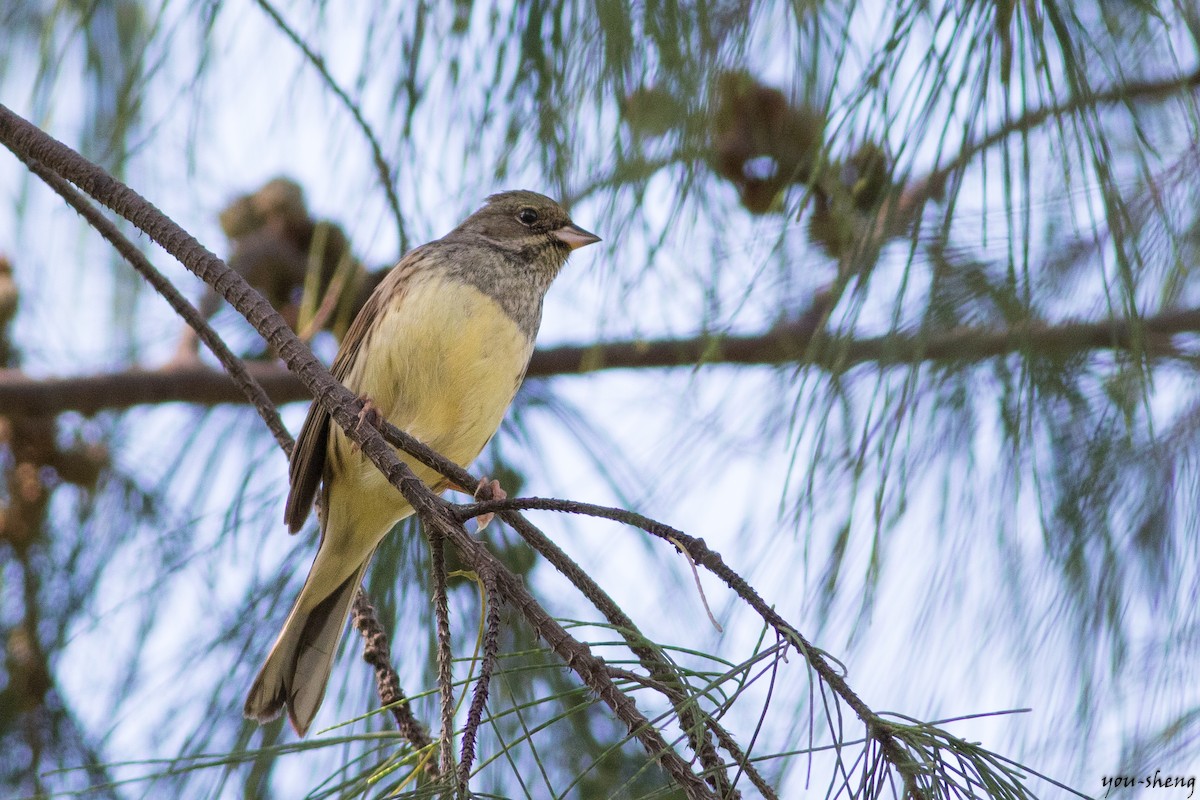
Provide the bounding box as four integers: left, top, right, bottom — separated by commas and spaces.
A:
329, 272, 533, 513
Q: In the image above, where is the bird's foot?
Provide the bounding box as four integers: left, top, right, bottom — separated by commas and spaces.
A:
350, 397, 382, 452
473, 477, 506, 531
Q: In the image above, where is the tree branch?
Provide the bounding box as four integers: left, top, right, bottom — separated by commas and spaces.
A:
0, 102, 719, 799
349, 591, 435, 757
429, 527, 457, 782
0, 305, 1193, 416
457, 563, 501, 786
927, 65, 1200, 196
12, 154, 293, 451
453, 494, 928, 796
884, 66, 1200, 236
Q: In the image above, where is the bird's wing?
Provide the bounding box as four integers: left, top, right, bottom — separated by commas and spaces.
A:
283, 399, 331, 533
282, 254, 418, 532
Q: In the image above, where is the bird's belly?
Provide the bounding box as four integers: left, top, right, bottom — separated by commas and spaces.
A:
331, 275, 533, 512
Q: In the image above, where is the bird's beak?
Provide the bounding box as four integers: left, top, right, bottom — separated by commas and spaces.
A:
553, 223, 602, 251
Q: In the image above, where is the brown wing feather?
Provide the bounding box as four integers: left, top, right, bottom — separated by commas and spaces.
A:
283, 400, 331, 533
281, 255, 420, 532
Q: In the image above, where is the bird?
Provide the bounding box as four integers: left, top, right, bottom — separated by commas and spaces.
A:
243, 190, 600, 736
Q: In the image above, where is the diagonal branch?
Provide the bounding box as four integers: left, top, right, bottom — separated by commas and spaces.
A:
568, 66, 1200, 232
349, 591, 435, 753
0, 102, 719, 800
457, 563, 501, 786
13, 153, 292, 452
14, 109, 440, 763
455, 494, 928, 796
429, 526, 457, 780
919, 65, 1200, 203
857, 66, 1200, 252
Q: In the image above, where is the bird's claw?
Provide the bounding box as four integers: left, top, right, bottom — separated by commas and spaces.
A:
350, 397, 381, 452
474, 477, 506, 531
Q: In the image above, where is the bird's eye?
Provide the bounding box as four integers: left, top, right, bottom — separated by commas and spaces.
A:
517, 208, 539, 226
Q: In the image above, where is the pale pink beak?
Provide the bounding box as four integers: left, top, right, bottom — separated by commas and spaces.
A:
553, 223, 601, 250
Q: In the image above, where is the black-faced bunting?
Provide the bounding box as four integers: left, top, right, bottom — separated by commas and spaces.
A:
244, 190, 600, 736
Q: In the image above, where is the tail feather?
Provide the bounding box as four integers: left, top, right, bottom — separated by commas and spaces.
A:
243, 560, 369, 737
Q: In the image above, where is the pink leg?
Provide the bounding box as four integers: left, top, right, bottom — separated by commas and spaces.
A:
474, 476, 507, 531
350, 396, 382, 452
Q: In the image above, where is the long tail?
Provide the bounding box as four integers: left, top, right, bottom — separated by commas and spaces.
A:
243, 556, 371, 737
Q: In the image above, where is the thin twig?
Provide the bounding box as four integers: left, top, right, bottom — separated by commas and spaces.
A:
668, 534, 722, 633
457, 564, 501, 787
451, 494, 928, 795
349, 590, 434, 755
428, 526, 458, 786
607, 666, 781, 800
412, 492, 720, 798
431, 449, 737, 793
253, 0, 408, 252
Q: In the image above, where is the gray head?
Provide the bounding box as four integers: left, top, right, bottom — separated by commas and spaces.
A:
437, 191, 599, 338
451, 190, 600, 262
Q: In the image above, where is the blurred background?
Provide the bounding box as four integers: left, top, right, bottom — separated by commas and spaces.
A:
1, 0, 1199, 797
